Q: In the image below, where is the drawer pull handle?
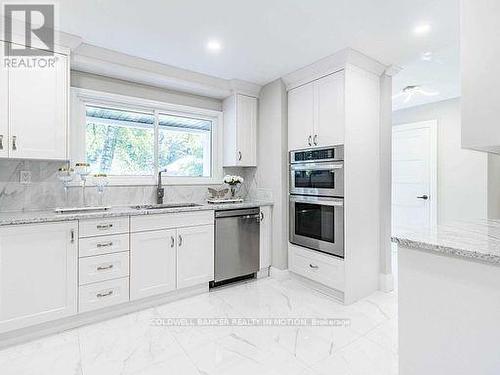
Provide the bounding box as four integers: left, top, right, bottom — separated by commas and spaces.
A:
309, 264, 319, 269
97, 224, 113, 230
96, 290, 114, 298
97, 242, 113, 248
97, 264, 114, 271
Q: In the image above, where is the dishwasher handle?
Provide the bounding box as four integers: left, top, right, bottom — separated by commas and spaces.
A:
239, 214, 261, 222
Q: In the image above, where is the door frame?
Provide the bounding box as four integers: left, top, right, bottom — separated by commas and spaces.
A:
392, 120, 438, 227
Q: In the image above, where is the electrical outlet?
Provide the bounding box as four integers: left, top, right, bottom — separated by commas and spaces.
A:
20, 171, 32, 185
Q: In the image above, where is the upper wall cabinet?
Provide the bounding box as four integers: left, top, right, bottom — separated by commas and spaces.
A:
288, 71, 345, 151
0, 41, 69, 160
223, 93, 258, 166
461, 0, 500, 154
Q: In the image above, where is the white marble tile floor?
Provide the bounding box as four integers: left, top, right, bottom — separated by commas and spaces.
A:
0, 277, 398, 375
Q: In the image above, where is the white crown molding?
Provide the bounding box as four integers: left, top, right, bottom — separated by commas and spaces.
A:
384, 64, 403, 77
71, 43, 262, 100
282, 48, 388, 90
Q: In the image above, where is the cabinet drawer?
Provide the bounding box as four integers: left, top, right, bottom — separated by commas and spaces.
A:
289, 245, 345, 291
79, 252, 129, 285
130, 211, 213, 232
78, 278, 129, 313
79, 233, 129, 257
79, 217, 129, 238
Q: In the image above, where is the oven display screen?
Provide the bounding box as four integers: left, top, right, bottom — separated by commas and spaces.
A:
294, 170, 335, 189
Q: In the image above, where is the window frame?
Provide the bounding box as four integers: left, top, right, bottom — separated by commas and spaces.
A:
71, 88, 223, 186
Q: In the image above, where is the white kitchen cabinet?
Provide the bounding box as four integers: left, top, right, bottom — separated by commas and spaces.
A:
7, 50, 68, 159
223, 93, 258, 166
177, 225, 214, 289
259, 206, 272, 270
288, 82, 315, 150
130, 229, 177, 300
0, 41, 8, 158
0, 222, 78, 333
288, 71, 345, 150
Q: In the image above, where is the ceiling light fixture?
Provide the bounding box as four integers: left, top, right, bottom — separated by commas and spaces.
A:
206, 40, 222, 52
392, 85, 439, 103
414, 23, 431, 35
421, 51, 433, 61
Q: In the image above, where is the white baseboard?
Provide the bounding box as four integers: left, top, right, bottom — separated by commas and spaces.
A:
269, 266, 290, 280
0, 283, 208, 349
257, 268, 270, 279
379, 273, 394, 292
289, 272, 344, 303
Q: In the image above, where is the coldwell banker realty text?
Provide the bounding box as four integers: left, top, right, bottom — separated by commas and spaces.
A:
3, 3, 58, 68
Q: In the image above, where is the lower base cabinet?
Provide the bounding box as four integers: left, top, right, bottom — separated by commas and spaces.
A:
130, 229, 177, 300
0, 222, 78, 333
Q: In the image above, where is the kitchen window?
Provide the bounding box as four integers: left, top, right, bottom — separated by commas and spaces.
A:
72, 89, 223, 185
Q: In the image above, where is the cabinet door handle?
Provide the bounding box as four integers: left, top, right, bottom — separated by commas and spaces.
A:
97, 242, 113, 248
0, 135, 3, 150
170, 236, 175, 248
309, 263, 319, 269
12, 136, 17, 151
308, 136, 312, 146
313, 135, 318, 145
70, 229, 75, 243
97, 264, 114, 271
178, 235, 183, 247
96, 290, 114, 298
260, 211, 264, 221
96, 223, 113, 230
238, 151, 242, 161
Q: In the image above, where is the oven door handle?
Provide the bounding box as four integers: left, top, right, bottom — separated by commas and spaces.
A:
290, 196, 344, 207
290, 163, 343, 171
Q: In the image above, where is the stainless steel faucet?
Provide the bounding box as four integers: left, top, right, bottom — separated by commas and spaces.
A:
157, 169, 168, 204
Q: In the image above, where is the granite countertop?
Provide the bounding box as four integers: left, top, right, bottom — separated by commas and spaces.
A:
0, 200, 273, 226
392, 219, 500, 266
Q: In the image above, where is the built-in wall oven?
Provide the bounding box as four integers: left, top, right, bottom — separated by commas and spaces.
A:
289, 145, 344, 258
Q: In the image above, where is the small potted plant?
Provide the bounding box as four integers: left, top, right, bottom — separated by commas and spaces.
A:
223, 175, 244, 198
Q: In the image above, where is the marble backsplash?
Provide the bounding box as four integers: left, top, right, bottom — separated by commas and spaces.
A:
0, 160, 258, 212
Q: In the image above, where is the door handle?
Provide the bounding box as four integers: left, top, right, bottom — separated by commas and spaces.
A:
0, 135, 3, 150
308, 136, 312, 146
170, 236, 175, 248
178, 235, 183, 247
237, 151, 242, 161
313, 135, 318, 145
417, 195, 429, 200
12, 136, 17, 151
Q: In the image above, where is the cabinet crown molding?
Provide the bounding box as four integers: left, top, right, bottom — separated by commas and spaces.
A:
282, 48, 387, 90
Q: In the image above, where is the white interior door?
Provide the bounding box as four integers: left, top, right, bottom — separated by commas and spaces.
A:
392, 121, 437, 230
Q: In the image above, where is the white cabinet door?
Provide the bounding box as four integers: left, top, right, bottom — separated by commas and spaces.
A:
0, 222, 77, 333
288, 82, 314, 150
177, 225, 214, 289
314, 71, 345, 147
130, 229, 176, 300
236, 94, 257, 166
0, 41, 8, 158
8, 51, 68, 159
259, 206, 272, 270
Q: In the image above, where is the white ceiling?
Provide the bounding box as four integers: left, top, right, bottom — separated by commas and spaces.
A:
50, 0, 459, 87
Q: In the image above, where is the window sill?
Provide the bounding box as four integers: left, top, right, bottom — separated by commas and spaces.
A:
67, 176, 223, 187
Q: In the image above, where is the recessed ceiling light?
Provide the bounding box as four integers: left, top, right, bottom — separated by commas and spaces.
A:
414, 23, 431, 35
206, 40, 222, 52
421, 51, 433, 61
392, 85, 439, 103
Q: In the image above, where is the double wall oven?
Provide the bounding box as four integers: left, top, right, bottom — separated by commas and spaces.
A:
289, 145, 344, 258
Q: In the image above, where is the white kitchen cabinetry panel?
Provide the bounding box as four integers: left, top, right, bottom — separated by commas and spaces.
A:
223, 94, 258, 166
78, 252, 129, 285
130, 210, 213, 233
289, 245, 344, 291
0, 222, 77, 333
79, 233, 129, 258
0, 41, 7, 158
288, 71, 345, 150
7, 50, 68, 160
315, 71, 345, 147
288, 82, 314, 150
259, 206, 272, 269
130, 229, 177, 300
79, 277, 129, 313
177, 225, 214, 289
79, 217, 129, 238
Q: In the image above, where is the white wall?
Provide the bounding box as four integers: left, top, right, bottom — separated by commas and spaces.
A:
256, 79, 288, 270
393, 98, 488, 224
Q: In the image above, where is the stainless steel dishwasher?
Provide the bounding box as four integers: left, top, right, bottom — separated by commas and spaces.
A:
212, 207, 260, 286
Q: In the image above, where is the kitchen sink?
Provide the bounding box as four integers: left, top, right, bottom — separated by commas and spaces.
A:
131, 203, 202, 210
